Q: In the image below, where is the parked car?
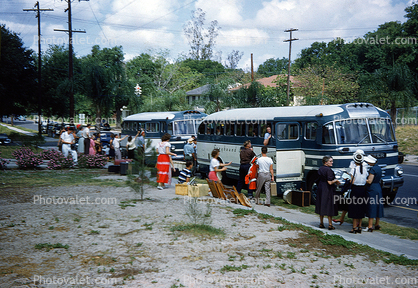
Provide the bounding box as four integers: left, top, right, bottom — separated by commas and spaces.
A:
0, 133, 12, 145
15, 115, 26, 121
100, 122, 111, 131
100, 131, 114, 147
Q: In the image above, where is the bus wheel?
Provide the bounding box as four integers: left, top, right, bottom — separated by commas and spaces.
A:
307, 174, 318, 205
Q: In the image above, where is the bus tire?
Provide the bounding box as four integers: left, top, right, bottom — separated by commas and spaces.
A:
307, 173, 318, 205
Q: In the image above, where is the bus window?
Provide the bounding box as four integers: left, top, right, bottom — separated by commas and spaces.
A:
261, 123, 273, 138
128, 122, 133, 131
198, 123, 205, 135
206, 123, 214, 135
247, 123, 259, 137
167, 122, 173, 135
133, 122, 137, 131
216, 124, 224, 135
146, 122, 159, 133
305, 122, 318, 140
236, 123, 245, 136
369, 118, 395, 143
335, 119, 370, 144
277, 123, 299, 140
322, 123, 336, 144
225, 124, 233, 136
173, 120, 195, 136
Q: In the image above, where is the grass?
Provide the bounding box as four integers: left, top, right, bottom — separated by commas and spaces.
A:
0, 169, 127, 190
220, 264, 249, 273
396, 125, 418, 155
170, 223, 225, 237
35, 243, 69, 251
231, 208, 418, 266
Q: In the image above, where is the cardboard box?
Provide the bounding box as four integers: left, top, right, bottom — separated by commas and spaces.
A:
291, 190, 311, 207
175, 184, 189, 196
188, 184, 209, 197
270, 182, 277, 197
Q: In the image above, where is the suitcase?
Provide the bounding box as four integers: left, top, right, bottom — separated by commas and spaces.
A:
270, 182, 277, 197
120, 162, 128, 175
108, 165, 120, 173
188, 184, 209, 197
175, 184, 189, 196
291, 190, 310, 207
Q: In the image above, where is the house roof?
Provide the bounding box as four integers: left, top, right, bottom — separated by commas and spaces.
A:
228, 74, 300, 92
186, 84, 211, 96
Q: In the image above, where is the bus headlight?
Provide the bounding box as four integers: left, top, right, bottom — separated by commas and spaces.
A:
395, 165, 403, 176
333, 169, 344, 179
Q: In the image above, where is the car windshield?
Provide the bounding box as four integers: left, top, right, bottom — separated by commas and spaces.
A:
368, 118, 395, 143
335, 119, 370, 144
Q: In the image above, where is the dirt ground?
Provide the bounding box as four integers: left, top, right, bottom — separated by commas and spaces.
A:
0, 184, 417, 288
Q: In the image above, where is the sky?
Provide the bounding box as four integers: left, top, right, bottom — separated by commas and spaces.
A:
1, 0, 415, 71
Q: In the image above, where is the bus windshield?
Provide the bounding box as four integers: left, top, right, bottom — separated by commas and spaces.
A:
369, 118, 395, 143
324, 118, 395, 145
173, 120, 196, 136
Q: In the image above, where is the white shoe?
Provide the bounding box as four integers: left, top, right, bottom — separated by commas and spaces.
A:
157, 186, 163, 190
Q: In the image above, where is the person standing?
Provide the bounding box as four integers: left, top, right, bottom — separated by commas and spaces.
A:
263, 126, 272, 146
192, 136, 198, 176
208, 149, 231, 182
113, 134, 128, 161
315, 155, 340, 230
156, 133, 177, 189
60, 126, 78, 164
89, 136, 96, 155
126, 131, 141, 159
348, 151, 368, 234
109, 134, 115, 160
364, 155, 384, 232
254, 146, 274, 207
183, 138, 195, 175
76, 125, 85, 154
136, 130, 146, 155
83, 124, 91, 155
237, 140, 256, 194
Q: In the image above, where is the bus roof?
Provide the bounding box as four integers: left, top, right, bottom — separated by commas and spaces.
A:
123, 110, 206, 122
202, 103, 387, 122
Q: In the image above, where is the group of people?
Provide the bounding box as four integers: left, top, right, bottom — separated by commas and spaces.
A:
315, 149, 384, 233
57, 124, 147, 164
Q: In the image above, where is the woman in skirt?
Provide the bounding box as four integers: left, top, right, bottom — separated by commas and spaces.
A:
156, 133, 177, 190
348, 151, 368, 234
364, 155, 384, 232
208, 149, 231, 182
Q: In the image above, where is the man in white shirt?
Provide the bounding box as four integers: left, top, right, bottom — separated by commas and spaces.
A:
83, 124, 91, 155
254, 146, 274, 207
263, 126, 272, 146
60, 126, 78, 164
113, 133, 128, 161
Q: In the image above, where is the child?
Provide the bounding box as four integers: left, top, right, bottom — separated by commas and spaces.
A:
178, 161, 193, 184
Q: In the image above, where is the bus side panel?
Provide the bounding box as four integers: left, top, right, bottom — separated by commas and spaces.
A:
275, 150, 305, 195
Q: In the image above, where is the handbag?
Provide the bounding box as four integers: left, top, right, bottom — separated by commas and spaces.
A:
341, 169, 355, 198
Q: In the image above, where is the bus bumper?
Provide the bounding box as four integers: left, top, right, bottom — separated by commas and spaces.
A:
381, 176, 404, 190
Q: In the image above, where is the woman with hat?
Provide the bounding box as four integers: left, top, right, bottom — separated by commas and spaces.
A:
364, 155, 384, 232
348, 150, 368, 233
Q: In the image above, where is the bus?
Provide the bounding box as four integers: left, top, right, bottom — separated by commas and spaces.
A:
121, 110, 207, 160
197, 103, 404, 203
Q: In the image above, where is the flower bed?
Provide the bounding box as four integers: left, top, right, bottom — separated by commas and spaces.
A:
0, 151, 10, 169
12, 147, 43, 169
42, 149, 74, 170
78, 154, 108, 168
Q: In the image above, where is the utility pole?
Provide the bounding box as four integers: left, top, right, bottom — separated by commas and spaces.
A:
251, 53, 254, 82
55, 0, 88, 123
23, 2, 53, 136
284, 28, 298, 106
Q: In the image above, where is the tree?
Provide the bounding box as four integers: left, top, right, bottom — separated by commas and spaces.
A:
359, 64, 416, 124
0, 25, 36, 118
257, 57, 288, 77
294, 65, 359, 105
225, 50, 244, 69
42, 45, 81, 118
183, 8, 221, 60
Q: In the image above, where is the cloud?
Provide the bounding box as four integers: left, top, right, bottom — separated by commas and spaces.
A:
194, 0, 244, 26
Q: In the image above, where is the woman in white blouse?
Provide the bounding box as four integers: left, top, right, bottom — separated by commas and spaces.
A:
156, 133, 177, 190
208, 149, 231, 182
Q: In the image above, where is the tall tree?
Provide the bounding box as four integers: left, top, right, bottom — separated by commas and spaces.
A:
0, 25, 36, 119
257, 57, 288, 77
183, 8, 221, 60
225, 50, 244, 69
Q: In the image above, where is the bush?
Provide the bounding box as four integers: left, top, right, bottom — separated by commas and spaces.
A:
42, 149, 74, 170
0, 151, 10, 169
78, 154, 107, 168
12, 147, 43, 169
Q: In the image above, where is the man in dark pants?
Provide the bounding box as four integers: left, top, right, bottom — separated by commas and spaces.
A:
236, 140, 256, 197
83, 124, 91, 155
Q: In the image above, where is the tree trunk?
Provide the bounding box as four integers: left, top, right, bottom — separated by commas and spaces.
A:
96, 105, 101, 130
116, 108, 122, 129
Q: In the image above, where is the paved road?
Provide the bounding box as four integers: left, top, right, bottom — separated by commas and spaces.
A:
384, 164, 418, 228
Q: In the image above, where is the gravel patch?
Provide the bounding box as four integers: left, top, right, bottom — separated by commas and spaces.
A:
0, 185, 416, 287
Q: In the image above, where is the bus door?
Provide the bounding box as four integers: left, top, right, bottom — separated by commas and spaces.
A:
274, 122, 305, 194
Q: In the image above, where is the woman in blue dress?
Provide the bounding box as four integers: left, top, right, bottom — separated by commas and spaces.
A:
364, 155, 384, 232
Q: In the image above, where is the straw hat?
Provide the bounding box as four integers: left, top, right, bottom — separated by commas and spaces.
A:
353, 151, 364, 164
187, 138, 193, 144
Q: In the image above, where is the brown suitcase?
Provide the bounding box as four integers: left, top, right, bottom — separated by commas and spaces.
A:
291, 190, 310, 207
